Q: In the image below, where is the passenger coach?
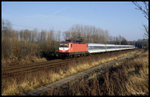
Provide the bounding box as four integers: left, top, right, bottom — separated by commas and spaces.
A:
88, 43, 135, 53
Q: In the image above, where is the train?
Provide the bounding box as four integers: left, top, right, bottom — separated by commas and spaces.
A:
58, 42, 135, 57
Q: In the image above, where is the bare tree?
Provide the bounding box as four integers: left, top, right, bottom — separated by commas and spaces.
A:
56, 30, 61, 42
2, 19, 12, 31
40, 30, 47, 41
133, 1, 149, 39
2, 19, 13, 38
31, 29, 38, 42
63, 24, 110, 43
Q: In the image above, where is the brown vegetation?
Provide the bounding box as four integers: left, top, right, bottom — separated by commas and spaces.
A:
2, 20, 60, 67
40, 50, 148, 96
2, 49, 142, 95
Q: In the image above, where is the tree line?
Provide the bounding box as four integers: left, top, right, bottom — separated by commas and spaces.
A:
2, 20, 140, 64
2, 20, 60, 61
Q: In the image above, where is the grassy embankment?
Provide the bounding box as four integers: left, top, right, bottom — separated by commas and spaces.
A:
40, 50, 149, 96
2, 49, 143, 95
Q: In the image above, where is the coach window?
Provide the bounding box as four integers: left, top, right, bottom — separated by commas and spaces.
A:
89, 46, 93, 50
99, 46, 105, 49
107, 46, 112, 49
71, 44, 72, 48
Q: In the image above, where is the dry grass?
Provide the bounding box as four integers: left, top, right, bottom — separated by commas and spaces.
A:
42, 50, 148, 96
2, 49, 144, 95
2, 56, 47, 68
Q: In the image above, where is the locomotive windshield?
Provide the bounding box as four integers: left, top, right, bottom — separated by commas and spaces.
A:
59, 44, 69, 47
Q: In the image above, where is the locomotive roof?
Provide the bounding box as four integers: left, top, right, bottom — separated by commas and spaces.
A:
59, 42, 87, 44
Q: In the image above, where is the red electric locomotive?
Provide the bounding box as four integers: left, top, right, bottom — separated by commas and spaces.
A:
59, 42, 88, 57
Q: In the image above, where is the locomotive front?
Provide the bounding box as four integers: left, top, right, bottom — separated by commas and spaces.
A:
58, 42, 88, 57
59, 43, 70, 53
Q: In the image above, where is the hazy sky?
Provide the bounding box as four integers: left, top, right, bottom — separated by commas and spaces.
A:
2, 1, 148, 41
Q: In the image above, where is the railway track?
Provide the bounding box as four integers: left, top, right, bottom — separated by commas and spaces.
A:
2, 59, 64, 71
2, 49, 139, 79
2, 59, 74, 78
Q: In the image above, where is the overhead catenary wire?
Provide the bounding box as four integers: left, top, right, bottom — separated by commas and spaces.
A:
10, 23, 56, 32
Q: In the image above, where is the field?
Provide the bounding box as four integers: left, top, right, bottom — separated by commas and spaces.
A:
2, 49, 148, 96
40, 50, 149, 96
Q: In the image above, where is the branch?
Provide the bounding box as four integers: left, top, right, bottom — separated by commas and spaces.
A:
143, 24, 148, 39
133, 1, 148, 20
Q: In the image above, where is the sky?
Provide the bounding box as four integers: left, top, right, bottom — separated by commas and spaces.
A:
2, 1, 148, 41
